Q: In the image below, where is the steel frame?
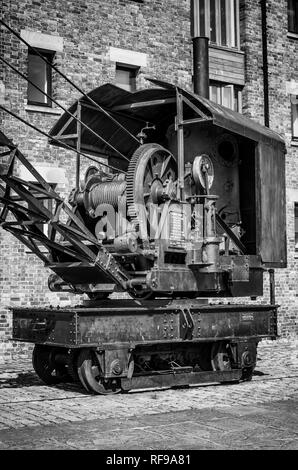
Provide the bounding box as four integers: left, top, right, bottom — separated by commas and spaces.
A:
0, 145, 131, 289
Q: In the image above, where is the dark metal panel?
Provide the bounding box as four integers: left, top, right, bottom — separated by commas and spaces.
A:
11, 304, 277, 347
75, 305, 278, 344
256, 142, 287, 267
12, 309, 77, 346
196, 309, 276, 338
121, 369, 242, 391
48, 262, 113, 285
78, 311, 179, 344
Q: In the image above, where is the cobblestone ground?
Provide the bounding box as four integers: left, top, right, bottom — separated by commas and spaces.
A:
0, 338, 297, 449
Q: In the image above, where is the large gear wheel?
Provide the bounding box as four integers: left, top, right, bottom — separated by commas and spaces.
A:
126, 143, 177, 241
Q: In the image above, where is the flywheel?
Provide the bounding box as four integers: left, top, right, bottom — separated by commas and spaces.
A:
126, 143, 177, 241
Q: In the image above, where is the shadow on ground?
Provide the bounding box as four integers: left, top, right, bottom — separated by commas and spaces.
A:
0, 370, 42, 388
0, 370, 85, 392
0, 367, 269, 397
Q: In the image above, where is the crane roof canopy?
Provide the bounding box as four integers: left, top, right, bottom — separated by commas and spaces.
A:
48, 79, 285, 166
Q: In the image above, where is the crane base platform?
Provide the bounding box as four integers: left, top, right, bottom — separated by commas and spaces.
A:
11, 300, 277, 394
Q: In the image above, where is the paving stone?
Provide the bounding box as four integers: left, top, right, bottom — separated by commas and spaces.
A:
0, 339, 297, 448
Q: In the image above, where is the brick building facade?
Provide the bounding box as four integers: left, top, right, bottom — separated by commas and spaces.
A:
0, 0, 297, 362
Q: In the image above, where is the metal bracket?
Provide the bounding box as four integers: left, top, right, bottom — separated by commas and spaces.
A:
179, 308, 194, 340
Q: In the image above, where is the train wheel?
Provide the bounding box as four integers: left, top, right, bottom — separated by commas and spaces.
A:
77, 349, 121, 395
241, 366, 254, 381
240, 343, 257, 381
210, 341, 232, 371
32, 344, 70, 385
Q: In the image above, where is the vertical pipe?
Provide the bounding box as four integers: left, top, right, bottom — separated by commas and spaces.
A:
76, 101, 81, 189
261, 0, 270, 127
269, 268, 275, 306
192, 36, 210, 99
176, 90, 185, 199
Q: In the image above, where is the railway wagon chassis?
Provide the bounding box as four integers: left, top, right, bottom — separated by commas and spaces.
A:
12, 301, 277, 394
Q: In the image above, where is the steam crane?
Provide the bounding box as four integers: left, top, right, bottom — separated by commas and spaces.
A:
0, 31, 286, 394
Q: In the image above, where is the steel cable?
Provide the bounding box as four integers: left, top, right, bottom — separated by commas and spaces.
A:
0, 103, 127, 174
0, 55, 130, 163
0, 19, 140, 145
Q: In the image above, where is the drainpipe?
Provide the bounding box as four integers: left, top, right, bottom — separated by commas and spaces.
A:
192, 36, 210, 99
269, 269, 275, 305
190, 0, 210, 98
260, 0, 270, 127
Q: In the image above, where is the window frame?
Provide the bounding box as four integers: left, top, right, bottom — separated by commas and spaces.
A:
295, 202, 298, 251
115, 63, 139, 92
192, 0, 240, 49
209, 81, 242, 112
291, 95, 298, 140
27, 48, 54, 107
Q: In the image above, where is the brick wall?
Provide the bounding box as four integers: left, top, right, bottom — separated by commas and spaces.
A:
239, 0, 298, 337
0, 0, 298, 362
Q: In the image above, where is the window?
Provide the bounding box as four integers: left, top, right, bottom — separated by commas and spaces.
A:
192, 0, 240, 48
288, 0, 298, 34
209, 82, 242, 112
291, 95, 298, 140
295, 203, 298, 250
27, 49, 54, 106
115, 64, 139, 92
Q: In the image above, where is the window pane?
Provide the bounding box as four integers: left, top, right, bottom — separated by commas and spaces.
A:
210, 0, 216, 42
222, 85, 232, 108
210, 85, 218, 103
199, 0, 206, 36
295, 203, 298, 249
116, 66, 137, 92
292, 96, 298, 138
234, 0, 239, 47
220, 0, 227, 46
28, 54, 48, 104
192, 0, 200, 37
288, 0, 298, 33
234, 86, 242, 112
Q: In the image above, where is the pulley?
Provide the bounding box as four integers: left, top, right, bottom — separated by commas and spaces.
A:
192, 154, 214, 191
